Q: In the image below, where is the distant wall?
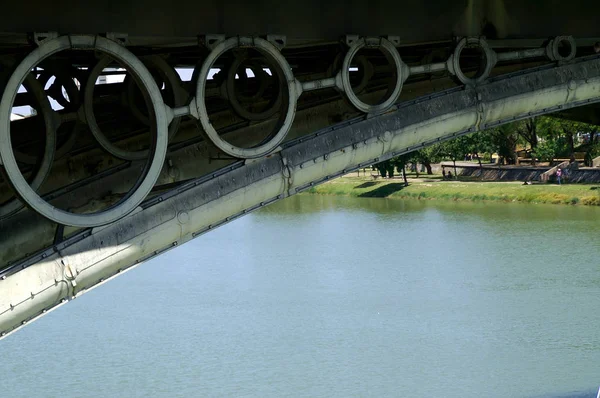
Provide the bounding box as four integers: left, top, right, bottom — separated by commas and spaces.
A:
443, 164, 600, 182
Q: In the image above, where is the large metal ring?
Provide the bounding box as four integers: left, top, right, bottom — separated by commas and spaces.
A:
0, 72, 56, 219
226, 57, 281, 121
547, 36, 577, 62
15, 63, 80, 165
0, 35, 168, 227
126, 55, 186, 128
337, 37, 405, 114
84, 55, 181, 161
450, 37, 495, 86
329, 53, 373, 94
195, 37, 298, 159
37, 62, 81, 111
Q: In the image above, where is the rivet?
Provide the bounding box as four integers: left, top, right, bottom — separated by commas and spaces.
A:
177, 211, 190, 224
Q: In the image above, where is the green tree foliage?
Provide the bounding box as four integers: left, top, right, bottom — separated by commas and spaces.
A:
380, 114, 599, 180
487, 124, 519, 165
410, 146, 444, 174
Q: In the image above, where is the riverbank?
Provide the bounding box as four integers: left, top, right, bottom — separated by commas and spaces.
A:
304, 175, 600, 206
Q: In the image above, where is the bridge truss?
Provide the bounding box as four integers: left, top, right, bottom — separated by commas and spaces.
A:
1, 32, 599, 338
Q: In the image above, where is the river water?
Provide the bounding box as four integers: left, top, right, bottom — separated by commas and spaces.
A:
2, 195, 600, 398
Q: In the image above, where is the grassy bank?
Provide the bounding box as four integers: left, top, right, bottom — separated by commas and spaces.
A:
304, 176, 600, 206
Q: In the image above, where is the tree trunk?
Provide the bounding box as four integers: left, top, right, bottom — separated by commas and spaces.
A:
476, 152, 483, 180
565, 129, 574, 156
453, 158, 457, 179
415, 162, 419, 178
424, 161, 432, 175
402, 165, 408, 186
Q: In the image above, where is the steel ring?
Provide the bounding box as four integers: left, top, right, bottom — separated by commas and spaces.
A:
226, 56, 282, 121
338, 37, 405, 114
84, 55, 180, 161
195, 37, 298, 159
231, 62, 269, 101
126, 55, 186, 130
14, 120, 79, 165
0, 35, 168, 227
451, 37, 495, 86
0, 72, 56, 219
15, 62, 80, 165
547, 36, 577, 62
330, 54, 372, 94
37, 63, 80, 110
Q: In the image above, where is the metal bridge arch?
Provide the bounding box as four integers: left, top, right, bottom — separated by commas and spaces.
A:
2, 54, 600, 339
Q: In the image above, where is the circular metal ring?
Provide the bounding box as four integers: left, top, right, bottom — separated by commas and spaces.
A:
338, 37, 405, 114
547, 36, 577, 62
14, 120, 79, 165
195, 37, 298, 159
0, 72, 56, 219
330, 53, 373, 94
84, 55, 181, 161
451, 37, 495, 86
37, 63, 81, 110
0, 35, 168, 227
231, 62, 269, 101
126, 55, 186, 129
226, 56, 282, 121
15, 63, 80, 165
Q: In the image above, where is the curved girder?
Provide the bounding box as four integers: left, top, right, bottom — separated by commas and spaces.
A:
2, 55, 600, 339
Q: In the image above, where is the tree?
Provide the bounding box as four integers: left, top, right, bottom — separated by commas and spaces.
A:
487, 124, 519, 165
464, 130, 495, 174
439, 135, 470, 177
515, 117, 539, 151
375, 160, 389, 178
391, 154, 411, 186
411, 145, 444, 175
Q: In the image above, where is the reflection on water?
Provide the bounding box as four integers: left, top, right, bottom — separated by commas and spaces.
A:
1, 195, 599, 398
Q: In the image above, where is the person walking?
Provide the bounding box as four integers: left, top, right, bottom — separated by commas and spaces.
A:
556, 168, 562, 185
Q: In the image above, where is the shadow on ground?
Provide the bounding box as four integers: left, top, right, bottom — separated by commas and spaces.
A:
354, 181, 380, 189
358, 183, 406, 198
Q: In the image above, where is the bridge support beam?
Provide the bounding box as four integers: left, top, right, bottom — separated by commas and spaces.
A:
3, 56, 600, 339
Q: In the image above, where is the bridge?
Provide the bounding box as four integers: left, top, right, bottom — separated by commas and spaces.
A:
2, 1, 600, 339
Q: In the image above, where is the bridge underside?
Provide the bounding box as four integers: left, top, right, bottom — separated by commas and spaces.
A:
3, 0, 600, 45
2, 54, 600, 338
2, 3, 600, 339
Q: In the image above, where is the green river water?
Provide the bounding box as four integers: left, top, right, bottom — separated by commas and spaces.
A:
1, 195, 600, 397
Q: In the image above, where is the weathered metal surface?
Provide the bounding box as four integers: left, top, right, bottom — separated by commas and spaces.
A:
2, 1, 600, 46
3, 55, 600, 339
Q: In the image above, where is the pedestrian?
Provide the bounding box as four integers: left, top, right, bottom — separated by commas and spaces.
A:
556, 168, 562, 185
442, 169, 446, 180
447, 170, 453, 180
